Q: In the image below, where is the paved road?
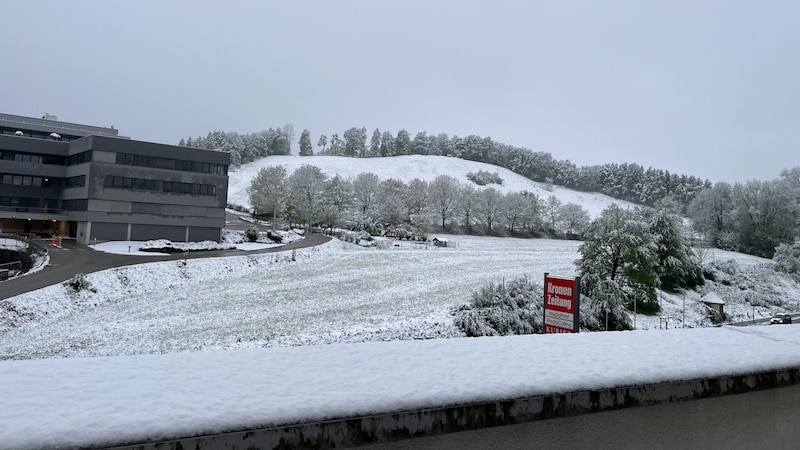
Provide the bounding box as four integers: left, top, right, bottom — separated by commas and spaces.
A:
1, 232, 331, 301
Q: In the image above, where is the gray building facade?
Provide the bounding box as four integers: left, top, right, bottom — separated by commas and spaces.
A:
0, 113, 229, 244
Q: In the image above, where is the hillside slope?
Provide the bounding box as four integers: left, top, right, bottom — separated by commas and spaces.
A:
227, 155, 636, 218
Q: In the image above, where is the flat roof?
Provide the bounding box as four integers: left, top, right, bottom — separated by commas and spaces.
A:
0, 112, 124, 139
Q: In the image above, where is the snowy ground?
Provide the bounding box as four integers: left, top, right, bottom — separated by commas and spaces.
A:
227, 154, 636, 218
1, 235, 797, 360
0, 325, 798, 450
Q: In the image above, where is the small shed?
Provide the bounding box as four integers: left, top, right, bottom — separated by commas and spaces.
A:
432, 237, 448, 248
701, 291, 725, 314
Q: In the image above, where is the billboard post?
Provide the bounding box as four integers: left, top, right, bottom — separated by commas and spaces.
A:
543, 273, 581, 334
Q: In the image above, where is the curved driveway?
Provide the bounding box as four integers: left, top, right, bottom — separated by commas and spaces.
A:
1, 233, 331, 301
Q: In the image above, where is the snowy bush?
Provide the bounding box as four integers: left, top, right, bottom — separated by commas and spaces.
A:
453, 276, 605, 336
266, 230, 283, 243
452, 277, 544, 336
245, 225, 260, 242
64, 273, 95, 293
466, 170, 503, 186
773, 240, 800, 279
140, 240, 236, 253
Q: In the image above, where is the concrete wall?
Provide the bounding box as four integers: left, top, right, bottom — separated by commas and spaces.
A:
106, 367, 799, 450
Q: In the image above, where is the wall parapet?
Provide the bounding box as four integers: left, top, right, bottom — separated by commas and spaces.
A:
107, 367, 800, 450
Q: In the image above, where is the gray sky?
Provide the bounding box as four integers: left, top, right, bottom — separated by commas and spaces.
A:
3, 0, 798, 183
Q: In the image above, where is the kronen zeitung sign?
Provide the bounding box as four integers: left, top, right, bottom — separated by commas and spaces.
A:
543, 273, 580, 333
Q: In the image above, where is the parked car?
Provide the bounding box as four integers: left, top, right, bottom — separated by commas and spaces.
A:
770, 314, 792, 325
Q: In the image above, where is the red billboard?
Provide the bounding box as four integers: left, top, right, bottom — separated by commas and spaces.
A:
543, 274, 580, 334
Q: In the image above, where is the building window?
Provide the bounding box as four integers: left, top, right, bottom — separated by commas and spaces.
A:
66, 151, 93, 166
66, 175, 86, 188
115, 152, 227, 175
62, 199, 88, 211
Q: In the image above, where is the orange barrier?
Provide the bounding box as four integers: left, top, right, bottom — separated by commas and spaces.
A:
50, 234, 62, 248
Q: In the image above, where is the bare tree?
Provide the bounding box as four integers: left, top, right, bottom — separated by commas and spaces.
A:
281, 124, 295, 154
351, 172, 380, 229
476, 187, 504, 234
430, 175, 460, 228
246, 166, 288, 230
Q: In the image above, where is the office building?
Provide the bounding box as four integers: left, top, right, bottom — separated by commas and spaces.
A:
0, 112, 229, 244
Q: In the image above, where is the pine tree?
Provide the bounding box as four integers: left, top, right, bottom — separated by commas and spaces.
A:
298, 129, 314, 156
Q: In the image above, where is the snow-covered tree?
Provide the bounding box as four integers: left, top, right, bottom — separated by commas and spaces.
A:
476, 187, 504, 234
328, 133, 343, 155
687, 182, 733, 245
368, 128, 381, 157
319, 175, 353, 231
351, 172, 380, 230
288, 165, 328, 229
246, 166, 288, 229
773, 239, 800, 280
731, 179, 797, 257
380, 131, 394, 157
458, 185, 478, 231
576, 204, 659, 327
394, 129, 410, 156
504, 192, 534, 234
378, 178, 408, 226
430, 175, 460, 228
317, 134, 328, 154
281, 124, 295, 154
645, 206, 703, 291
343, 127, 367, 157
557, 203, 591, 236
298, 129, 313, 156
544, 195, 561, 233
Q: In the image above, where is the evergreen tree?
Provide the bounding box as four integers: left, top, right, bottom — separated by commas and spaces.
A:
380, 131, 394, 157
368, 128, 381, 157
645, 206, 703, 291
576, 204, 659, 328
394, 129, 410, 156
298, 129, 314, 156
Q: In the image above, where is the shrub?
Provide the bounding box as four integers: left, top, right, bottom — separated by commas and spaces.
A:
774, 240, 800, 280
452, 277, 543, 336
267, 230, 283, 243
245, 225, 260, 242
466, 170, 503, 186
64, 273, 96, 293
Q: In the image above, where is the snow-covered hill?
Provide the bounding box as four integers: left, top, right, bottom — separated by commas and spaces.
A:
227, 155, 636, 218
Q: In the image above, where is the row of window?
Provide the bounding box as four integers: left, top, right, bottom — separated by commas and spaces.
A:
1, 174, 46, 187
0, 149, 228, 176
0, 151, 62, 165
0, 174, 83, 188
115, 152, 227, 175
0, 196, 42, 208
104, 176, 217, 196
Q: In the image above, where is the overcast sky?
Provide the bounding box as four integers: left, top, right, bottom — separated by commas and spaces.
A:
3, 1, 798, 183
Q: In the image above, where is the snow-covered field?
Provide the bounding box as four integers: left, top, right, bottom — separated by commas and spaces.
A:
1, 234, 796, 360
227, 154, 635, 218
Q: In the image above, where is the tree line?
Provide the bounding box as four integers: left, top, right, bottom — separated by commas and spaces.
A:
180, 126, 710, 209
687, 167, 800, 257
183, 126, 799, 258
245, 164, 591, 239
